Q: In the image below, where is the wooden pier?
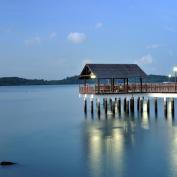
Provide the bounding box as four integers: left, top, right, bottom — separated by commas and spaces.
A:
79, 63, 177, 118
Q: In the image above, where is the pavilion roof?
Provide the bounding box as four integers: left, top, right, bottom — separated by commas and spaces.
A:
79, 64, 147, 79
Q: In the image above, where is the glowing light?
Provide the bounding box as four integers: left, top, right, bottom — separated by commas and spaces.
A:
90, 73, 96, 79
173, 66, 177, 72
90, 94, 94, 100
168, 74, 172, 78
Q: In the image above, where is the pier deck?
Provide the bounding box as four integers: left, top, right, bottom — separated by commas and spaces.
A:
79, 83, 177, 94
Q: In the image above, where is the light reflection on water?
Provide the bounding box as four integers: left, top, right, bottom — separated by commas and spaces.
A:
83, 105, 177, 177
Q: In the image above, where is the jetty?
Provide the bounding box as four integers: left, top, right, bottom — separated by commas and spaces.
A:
79, 64, 177, 118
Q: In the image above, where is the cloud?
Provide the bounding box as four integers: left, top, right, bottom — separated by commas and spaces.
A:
24, 36, 41, 47
146, 44, 160, 49
135, 54, 153, 66
67, 32, 87, 44
49, 32, 57, 39
96, 22, 103, 29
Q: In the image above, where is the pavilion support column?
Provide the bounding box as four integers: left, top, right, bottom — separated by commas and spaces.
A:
126, 78, 128, 93
84, 79, 87, 93
113, 78, 115, 93
123, 79, 126, 93
140, 78, 143, 93
110, 79, 113, 93
110, 78, 114, 93
97, 79, 100, 94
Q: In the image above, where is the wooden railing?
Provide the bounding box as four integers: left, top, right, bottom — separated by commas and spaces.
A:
79, 83, 177, 94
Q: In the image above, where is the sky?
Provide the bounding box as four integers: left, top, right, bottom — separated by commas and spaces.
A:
0, 0, 177, 79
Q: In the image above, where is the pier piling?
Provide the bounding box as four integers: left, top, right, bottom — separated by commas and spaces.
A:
115, 98, 118, 109
118, 98, 121, 114
171, 98, 175, 118
97, 99, 101, 118
147, 98, 150, 115
105, 98, 108, 116
84, 98, 87, 114
154, 97, 158, 116
112, 101, 115, 117
91, 98, 94, 115
137, 97, 140, 111
130, 96, 134, 113
110, 98, 113, 112
140, 98, 143, 114
164, 98, 167, 118
124, 97, 127, 112
126, 100, 130, 114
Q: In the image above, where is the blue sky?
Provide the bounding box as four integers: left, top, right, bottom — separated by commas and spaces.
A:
0, 0, 177, 79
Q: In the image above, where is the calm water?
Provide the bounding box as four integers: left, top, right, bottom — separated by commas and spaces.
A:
0, 85, 177, 177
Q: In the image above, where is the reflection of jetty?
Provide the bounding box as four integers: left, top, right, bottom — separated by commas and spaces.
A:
79, 64, 176, 118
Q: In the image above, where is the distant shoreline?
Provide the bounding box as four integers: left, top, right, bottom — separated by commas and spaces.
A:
0, 75, 174, 86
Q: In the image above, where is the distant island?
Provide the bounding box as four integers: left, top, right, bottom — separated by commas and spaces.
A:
0, 75, 174, 86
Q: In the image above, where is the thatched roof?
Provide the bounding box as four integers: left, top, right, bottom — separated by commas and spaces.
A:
79, 64, 147, 79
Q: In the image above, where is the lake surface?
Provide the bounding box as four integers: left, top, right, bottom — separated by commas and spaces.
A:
0, 85, 177, 177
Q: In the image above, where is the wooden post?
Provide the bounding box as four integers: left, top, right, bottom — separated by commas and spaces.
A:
118, 98, 121, 114
124, 97, 127, 112
147, 98, 150, 115
115, 98, 118, 109
84, 98, 87, 114
91, 98, 94, 115
171, 98, 175, 118
105, 98, 108, 116
126, 100, 129, 114
137, 97, 140, 111
112, 101, 115, 116
130, 96, 134, 113
164, 98, 167, 118
110, 98, 113, 112
154, 97, 158, 116
140, 98, 143, 113
103, 98, 105, 108
97, 99, 101, 118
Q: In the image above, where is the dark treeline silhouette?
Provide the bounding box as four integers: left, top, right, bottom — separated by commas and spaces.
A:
0, 74, 175, 86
